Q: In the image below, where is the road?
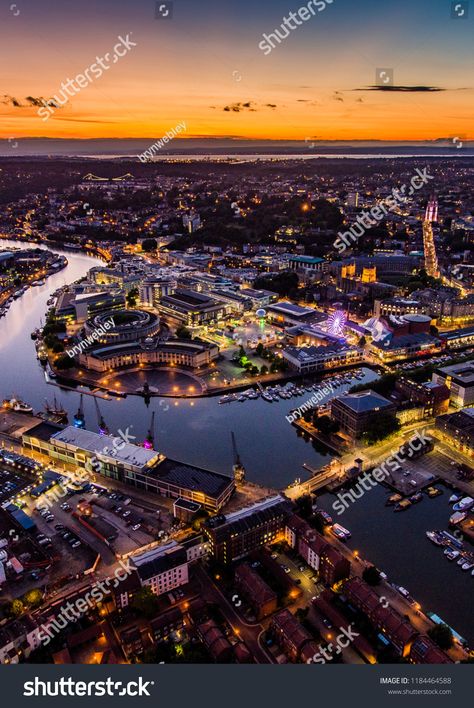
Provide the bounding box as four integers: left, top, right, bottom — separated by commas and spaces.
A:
193, 564, 274, 664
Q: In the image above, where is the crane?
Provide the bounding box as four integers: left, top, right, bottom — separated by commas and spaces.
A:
94, 397, 109, 435
231, 431, 245, 482
73, 394, 85, 429
144, 411, 155, 449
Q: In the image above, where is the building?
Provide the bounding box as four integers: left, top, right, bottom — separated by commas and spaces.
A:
197, 619, 233, 662
266, 301, 317, 326
432, 363, 474, 408
83, 309, 161, 344
435, 409, 474, 457
139, 278, 176, 308
22, 425, 235, 511
282, 344, 363, 374
394, 377, 450, 417
439, 325, 474, 350
55, 290, 125, 324
330, 390, 397, 440
78, 337, 219, 372
126, 457, 235, 512
173, 498, 202, 523
270, 609, 319, 663
203, 496, 289, 564
157, 289, 229, 326
149, 607, 184, 644
131, 541, 189, 596
288, 255, 324, 276
342, 577, 416, 657
285, 515, 351, 585
234, 563, 277, 620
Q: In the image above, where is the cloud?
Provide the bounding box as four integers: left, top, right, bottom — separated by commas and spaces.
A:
221, 101, 278, 112
1, 95, 58, 108
355, 85, 445, 92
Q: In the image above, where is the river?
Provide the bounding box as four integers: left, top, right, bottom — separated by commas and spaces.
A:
0, 239, 473, 645
0, 239, 378, 488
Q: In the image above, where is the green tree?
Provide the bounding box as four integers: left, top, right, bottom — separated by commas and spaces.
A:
362, 565, 381, 587
131, 587, 160, 619
141, 238, 157, 252
126, 288, 139, 307
260, 365, 268, 375
428, 624, 454, 651
176, 325, 192, 339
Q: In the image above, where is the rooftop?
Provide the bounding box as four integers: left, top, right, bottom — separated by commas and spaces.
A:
51, 426, 160, 468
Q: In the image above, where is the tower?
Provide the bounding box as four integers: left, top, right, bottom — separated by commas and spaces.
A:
423, 196, 440, 278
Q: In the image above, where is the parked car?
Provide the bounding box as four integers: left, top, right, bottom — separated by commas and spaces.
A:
131, 524, 141, 531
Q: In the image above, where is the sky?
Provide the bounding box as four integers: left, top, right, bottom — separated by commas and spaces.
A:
1, 0, 473, 141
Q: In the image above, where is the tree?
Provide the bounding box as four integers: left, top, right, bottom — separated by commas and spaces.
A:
24, 588, 43, 609
130, 587, 160, 619
260, 365, 268, 375
255, 343, 264, 356
176, 324, 192, 339
55, 353, 76, 370
362, 414, 400, 445
428, 624, 454, 650
141, 238, 157, 252
362, 565, 381, 586
126, 288, 139, 307
10, 599, 24, 617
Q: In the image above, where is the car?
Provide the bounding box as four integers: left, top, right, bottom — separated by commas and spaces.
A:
54, 524, 65, 531
271, 552, 278, 559
322, 618, 333, 628
131, 524, 141, 531
62, 532, 72, 540
122, 510, 131, 518
46, 515, 54, 522
299, 565, 306, 572
71, 541, 81, 549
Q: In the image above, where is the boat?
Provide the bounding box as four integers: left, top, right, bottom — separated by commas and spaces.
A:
457, 556, 465, 566
445, 550, 460, 561
409, 492, 423, 504
386, 493, 403, 506
2, 396, 33, 414
331, 523, 351, 540
426, 486, 442, 498
262, 392, 274, 402
44, 397, 68, 423
449, 511, 467, 525
314, 508, 333, 525
219, 395, 233, 404
453, 497, 474, 512
440, 531, 464, 549
449, 494, 461, 504
426, 531, 444, 546
395, 499, 412, 512
461, 562, 474, 571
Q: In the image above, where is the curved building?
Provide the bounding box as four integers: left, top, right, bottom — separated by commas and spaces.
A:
84, 308, 161, 344
78, 337, 219, 372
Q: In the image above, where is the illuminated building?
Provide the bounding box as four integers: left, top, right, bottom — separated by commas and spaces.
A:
422, 197, 440, 278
